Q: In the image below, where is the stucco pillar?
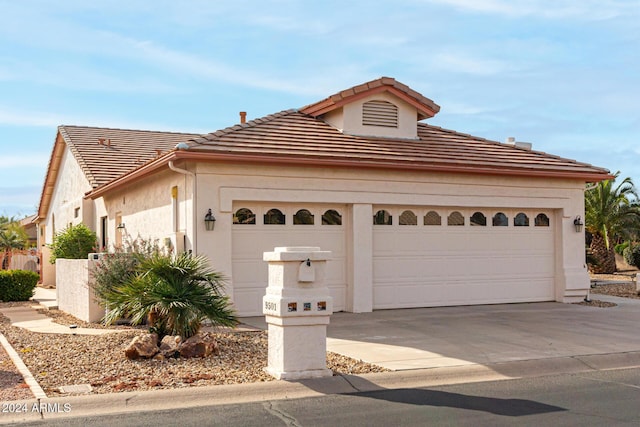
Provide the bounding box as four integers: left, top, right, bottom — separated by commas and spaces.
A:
557, 203, 591, 302
263, 247, 333, 380
349, 203, 373, 313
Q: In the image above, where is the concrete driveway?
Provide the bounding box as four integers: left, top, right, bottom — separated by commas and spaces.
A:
242, 295, 640, 371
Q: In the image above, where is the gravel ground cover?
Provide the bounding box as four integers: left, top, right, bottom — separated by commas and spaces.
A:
0, 304, 387, 400
590, 273, 640, 300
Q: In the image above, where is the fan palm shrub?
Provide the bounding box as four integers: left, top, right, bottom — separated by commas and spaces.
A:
100, 252, 237, 339
585, 173, 640, 273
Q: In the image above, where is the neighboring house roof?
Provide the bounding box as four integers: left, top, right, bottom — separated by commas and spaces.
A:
38, 126, 199, 218
301, 76, 440, 120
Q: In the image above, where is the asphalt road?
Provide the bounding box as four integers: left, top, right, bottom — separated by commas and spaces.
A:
8, 367, 640, 426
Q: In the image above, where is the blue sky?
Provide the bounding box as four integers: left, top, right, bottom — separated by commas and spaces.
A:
1, 0, 638, 218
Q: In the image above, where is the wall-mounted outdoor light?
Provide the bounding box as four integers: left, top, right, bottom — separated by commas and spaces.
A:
117, 223, 126, 230
204, 209, 216, 231
573, 216, 584, 233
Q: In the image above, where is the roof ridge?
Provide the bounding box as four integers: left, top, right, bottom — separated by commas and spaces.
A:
191, 109, 299, 144
59, 124, 199, 136
300, 77, 440, 119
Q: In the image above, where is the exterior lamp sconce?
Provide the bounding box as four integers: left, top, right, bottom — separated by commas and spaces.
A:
204, 209, 216, 231
117, 223, 126, 231
573, 216, 584, 233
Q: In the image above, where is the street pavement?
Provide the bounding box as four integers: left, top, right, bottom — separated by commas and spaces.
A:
1, 288, 640, 424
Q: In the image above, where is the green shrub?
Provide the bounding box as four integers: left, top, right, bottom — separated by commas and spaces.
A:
100, 252, 237, 339
49, 224, 97, 264
92, 238, 163, 305
623, 244, 640, 268
0, 270, 39, 301
615, 241, 630, 255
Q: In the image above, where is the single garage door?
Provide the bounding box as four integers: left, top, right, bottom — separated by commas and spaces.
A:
232, 203, 347, 316
373, 207, 555, 309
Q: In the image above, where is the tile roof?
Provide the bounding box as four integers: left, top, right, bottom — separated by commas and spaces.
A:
58, 126, 199, 188
185, 110, 611, 179
301, 76, 441, 120
45, 79, 612, 209
38, 126, 198, 218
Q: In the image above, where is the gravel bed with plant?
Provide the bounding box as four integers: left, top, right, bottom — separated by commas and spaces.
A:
0, 306, 387, 401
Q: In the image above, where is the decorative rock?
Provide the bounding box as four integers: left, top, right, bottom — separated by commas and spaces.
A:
159, 335, 182, 358
124, 333, 158, 360
179, 332, 219, 358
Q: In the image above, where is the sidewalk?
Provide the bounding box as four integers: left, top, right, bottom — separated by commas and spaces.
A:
0, 287, 116, 335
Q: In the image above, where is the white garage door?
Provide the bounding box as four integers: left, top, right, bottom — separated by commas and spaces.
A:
232, 204, 347, 316
373, 207, 555, 309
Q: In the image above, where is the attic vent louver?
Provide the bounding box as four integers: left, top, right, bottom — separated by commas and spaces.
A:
362, 100, 398, 128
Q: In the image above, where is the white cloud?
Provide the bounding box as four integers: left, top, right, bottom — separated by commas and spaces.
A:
431, 52, 516, 75
0, 109, 63, 127
124, 37, 365, 97
0, 155, 49, 170
424, 0, 634, 19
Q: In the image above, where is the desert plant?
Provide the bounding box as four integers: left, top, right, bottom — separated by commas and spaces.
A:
0, 270, 39, 301
615, 241, 630, 255
100, 252, 237, 339
49, 224, 98, 264
585, 173, 640, 273
623, 244, 640, 269
92, 237, 164, 305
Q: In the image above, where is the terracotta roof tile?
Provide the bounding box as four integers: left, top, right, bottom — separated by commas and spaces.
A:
59, 126, 199, 188
185, 110, 610, 179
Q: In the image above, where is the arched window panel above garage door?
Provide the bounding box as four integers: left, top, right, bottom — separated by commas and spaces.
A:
293, 209, 314, 225
322, 209, 342, 225
233, 208, 256, 225
264, 209, 285, 225
374, 210, 392, 225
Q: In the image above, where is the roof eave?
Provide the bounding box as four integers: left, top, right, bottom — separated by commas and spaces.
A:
37, 130, 67, 219
86, 150, 613, 200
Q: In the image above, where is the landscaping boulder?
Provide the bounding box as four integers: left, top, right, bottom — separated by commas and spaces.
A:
179, 332, 219, 358
124, 333, 159, 360
159, 335, 182, 358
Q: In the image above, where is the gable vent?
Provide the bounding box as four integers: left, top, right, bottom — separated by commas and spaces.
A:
362, 100, 398, 128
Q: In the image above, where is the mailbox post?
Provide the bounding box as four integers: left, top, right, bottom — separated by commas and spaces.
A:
263, 246, 333, 380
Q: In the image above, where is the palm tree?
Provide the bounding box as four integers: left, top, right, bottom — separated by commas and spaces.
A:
585, 173, 640, 273
0, 219, 27, 269
101, 252, 237, 339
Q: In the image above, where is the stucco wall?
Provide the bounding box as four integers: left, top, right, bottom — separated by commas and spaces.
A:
44, 146, 93, 244
102, 168, 192, 252
56, 259, 104, 323
328, 92, 419, 139
192, 162, 589, 308
98, 159, 590, 312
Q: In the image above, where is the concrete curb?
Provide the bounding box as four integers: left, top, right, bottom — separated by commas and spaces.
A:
1, 350, 640, 424
0, 333, 47, 399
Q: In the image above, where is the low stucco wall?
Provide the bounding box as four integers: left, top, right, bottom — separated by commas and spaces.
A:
40, 246, 56, 287
56, 259, 104, 323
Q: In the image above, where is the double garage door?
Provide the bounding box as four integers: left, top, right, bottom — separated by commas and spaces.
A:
231, 203, 555, 316
373, 207, 555, 309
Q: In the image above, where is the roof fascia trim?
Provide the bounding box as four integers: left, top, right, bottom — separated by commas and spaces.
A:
86, 150, 613, 200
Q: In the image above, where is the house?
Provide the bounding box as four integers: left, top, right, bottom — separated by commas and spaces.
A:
37, 77, 612, 316
36, 127, 199, 285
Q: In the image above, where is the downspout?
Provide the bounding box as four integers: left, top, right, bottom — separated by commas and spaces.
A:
168, 161, 197, 253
